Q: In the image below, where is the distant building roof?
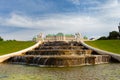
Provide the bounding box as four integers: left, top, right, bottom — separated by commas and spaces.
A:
46, 34, 55, 37
56, 33, 64, 36
46, 33, 75, 37
65, 34, 74, 37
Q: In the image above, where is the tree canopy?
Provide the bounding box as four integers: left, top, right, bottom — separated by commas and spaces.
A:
98, 36, 108, 40
98, 31, 120, 40
108, 31, 120, 39
0, 36, 3, 41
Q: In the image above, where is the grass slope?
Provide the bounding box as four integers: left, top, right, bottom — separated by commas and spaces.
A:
0, 41, 35, 55
85, 40, 120, 54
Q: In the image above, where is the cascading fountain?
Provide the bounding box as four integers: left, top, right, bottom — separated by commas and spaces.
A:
5, 41, 110, 67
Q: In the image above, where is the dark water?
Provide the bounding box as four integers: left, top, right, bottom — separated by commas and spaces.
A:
0, 63, 120, 80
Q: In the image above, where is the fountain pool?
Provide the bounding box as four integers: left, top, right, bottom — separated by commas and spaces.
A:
0, 63, 120, 80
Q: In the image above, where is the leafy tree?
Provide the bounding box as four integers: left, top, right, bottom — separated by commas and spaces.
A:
98, 36, 108, 40
7, 39, 16, 41
0, 36, 3, 41
108, 31, 120, 39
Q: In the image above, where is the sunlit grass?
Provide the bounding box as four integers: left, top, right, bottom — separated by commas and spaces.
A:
85, 40, 120, 54
0, 41, 35, 55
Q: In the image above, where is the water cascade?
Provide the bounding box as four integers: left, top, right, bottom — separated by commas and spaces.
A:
5, 41, 110, 67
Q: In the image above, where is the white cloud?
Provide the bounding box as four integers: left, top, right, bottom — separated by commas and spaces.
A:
69, 0, 100, 6
69, 0, 81, 5
1, 0, 120, 40
101, 0, 120, 18
1, 29, 40, 40
0, 12, 116, 40
0, 13, 105, 31
3, 14, 34, 28
102, 0, 119, 9
84, 0, 119, 10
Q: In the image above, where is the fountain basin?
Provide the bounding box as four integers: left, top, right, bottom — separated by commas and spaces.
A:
6, 55, 110, 67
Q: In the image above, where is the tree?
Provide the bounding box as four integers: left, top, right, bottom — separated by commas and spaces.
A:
98, 36, 108, 40
0, 36, 3, 41
83, 36, 88, 39
108, 31, 120, 39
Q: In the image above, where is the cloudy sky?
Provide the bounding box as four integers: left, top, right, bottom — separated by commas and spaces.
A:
0, 0, 120, 40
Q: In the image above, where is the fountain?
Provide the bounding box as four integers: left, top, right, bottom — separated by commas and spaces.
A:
5, 41, 110, 67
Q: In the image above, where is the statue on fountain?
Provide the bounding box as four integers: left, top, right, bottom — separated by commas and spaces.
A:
36, 33, 43, 42
75, 33, 82, 42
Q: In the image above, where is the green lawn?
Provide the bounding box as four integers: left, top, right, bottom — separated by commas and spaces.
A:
85, 40, 120, 54
0, 41, 35, 55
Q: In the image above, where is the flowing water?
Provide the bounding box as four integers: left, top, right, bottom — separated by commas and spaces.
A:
0, 63, 120, 80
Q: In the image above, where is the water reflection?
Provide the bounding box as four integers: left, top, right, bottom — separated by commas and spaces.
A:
0, 63, 120, 80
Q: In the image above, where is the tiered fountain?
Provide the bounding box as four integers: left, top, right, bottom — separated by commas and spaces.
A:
5, 41, 110, 67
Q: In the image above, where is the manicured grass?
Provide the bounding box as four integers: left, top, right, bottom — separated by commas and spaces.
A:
85, 40, 120, 54
0, 41, 36, 55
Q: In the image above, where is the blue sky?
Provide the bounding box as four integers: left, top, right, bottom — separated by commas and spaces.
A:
0, 0, 120, 40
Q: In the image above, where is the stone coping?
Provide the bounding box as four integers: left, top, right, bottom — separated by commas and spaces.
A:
80, 40, 120, 62
0, 41, 42, 63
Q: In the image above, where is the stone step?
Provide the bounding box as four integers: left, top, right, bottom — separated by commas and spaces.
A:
6, 55, 110, 67
35, 46, 85, 50
25, 49, 92, 55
